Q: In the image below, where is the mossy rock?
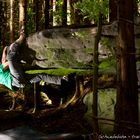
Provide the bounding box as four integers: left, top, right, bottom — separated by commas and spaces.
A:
21, 28, 94, 69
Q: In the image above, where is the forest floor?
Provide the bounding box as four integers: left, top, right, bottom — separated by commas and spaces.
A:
0, 73, 116, 138
0, 102, 93, 137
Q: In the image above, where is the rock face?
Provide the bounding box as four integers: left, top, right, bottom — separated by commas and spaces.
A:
20, 22, 140, 69
21, 28, 95, 69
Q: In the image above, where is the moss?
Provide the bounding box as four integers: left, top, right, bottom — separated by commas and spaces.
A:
74, 31, 90, 39
26, 57, 116, 76
26, 68, 93, 76
99, 58, 116, 74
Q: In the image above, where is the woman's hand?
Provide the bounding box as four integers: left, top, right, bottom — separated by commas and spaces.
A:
2, 61, 9, 71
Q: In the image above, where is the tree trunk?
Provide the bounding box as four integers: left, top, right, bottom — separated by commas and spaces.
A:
134, 0, 139, 16
0, 1, 2, 47
45, 0, 50, 29
69, 0, 74, 24
63, 75, 83, 107
50, 0, 54, 27
19, 0, 27, 31
92, 14, 102, 135
34, 0, 43, 31
10, 0, 15, 43
44, 0, 54, 28
70, 0, 83, 25
109, 0, 117, 23
62, 0, 67, 26
114, 0, 139, 135
0, 1, 8, 48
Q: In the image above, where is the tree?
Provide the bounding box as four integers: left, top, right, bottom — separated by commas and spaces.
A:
114, 0, 139, 135
109, 0, 117, 22
62, 0, 67, 26
44, 0, 50, 28
50, 0, 54, 27
19, 0, 26, 29
75, 0, 109, 136
10, 0, 15, 43
44, 0, 54, 28
70, 0, 85, 25
33, 0, 44, 31
0, 1, 3, 47
0, 1, 8, 48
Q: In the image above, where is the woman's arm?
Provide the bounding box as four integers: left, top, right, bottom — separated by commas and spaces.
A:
1, 47, 8, 64
2, 61, 9, 70
1, 47, 9, 70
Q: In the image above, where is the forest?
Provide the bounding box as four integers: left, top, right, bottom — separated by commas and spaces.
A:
0, 0, 140, 139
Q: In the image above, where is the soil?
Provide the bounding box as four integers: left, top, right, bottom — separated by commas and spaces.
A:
0, 102, 93, 136
0, 80, 94, 138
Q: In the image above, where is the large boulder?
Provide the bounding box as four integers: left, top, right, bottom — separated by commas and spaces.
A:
20, 21, 140, 69
21, 28, 95, 69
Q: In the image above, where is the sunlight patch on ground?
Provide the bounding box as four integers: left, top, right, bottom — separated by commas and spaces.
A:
83, 89, 140, 134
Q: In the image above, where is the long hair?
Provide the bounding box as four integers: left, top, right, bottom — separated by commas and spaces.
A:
15, 33, 25, 45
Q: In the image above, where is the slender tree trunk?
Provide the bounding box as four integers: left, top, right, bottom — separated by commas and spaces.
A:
3, 2, 8, 47
33, 0, 36, 30
70, 76, 84, 103
50, 0, 53, 27
34, 0, 43, 31
115, 0, 139, 135
44, 0, 53, 28
109, 0, 117, 23
134, 0, 139, 17
0, 1, 2, 47
70, 0, 83, 25
92, 14, 102, 136
0, 1, 8, 48
10, 0, 15, 43
69, 0, 75, 25
45, 0, 50, 28
63, 75, 83, 107
35, 0, 39, 31
19, 0, 27, 31
62, 0, 67, 26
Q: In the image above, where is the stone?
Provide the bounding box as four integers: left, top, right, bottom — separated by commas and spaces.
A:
21, 28, 94, 69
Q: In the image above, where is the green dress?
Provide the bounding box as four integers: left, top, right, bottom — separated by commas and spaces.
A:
0, 64, 12, 90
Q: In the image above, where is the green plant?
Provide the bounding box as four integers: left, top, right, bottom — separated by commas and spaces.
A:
75, 0, 109, 23
53, 0, 63, 25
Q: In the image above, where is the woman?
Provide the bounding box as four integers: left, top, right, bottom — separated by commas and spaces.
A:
0, 46, 12, 89
7, 29, 27, 88
0, 28, 27, 90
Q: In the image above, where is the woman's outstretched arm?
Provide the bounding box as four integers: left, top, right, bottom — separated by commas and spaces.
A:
1, 47, 9, 70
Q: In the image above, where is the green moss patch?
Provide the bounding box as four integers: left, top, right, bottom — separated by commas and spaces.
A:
26, 68, 93, 76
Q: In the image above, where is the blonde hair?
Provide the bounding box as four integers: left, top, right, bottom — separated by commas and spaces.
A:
15, 33, 25, 44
